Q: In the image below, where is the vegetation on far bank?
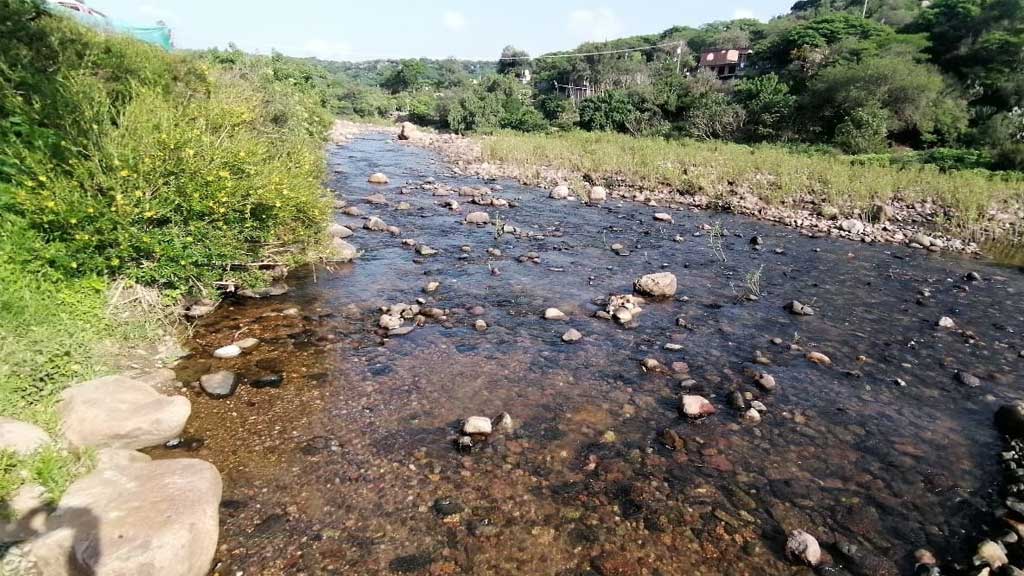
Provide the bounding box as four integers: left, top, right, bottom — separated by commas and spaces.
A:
0, 0, 332, 502
481, 130, 1024, 242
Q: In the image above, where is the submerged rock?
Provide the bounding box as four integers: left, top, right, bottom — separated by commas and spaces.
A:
680, 395, 715, 418
200, 371, 238, 399
786, 530, 821, 566
562, 328, 582, 343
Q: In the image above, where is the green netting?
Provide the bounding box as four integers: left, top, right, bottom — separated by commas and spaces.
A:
48, 5, 173, 51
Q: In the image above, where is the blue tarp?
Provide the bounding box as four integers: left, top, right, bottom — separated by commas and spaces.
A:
48, 4, 173, 51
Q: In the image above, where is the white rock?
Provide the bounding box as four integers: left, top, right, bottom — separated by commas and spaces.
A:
465, 211, 490, 224
0, 417, 51, 456
327, 223, 353, 238
634, 272, 678, 297
368, 172, 389, 184
588, 186, 607, 202
743, 408, 762, 424
463, 416, 492, 435
786, 530, 821, 566
416, 244, 438, 256
379, 314, 403, 330
975, 540, 1008, 569
212, 344, 241, 359
653, 212, 673, 222
755, 372, 777, 391
680, 395, 715, 418
424, 281, 440, 293
364, 216, 388, 231
58, 375, 191, 450
474, 319, 488, 332
938, 316, 956, 328
327, 238, 360, 262
544, 307, 567, 320
562, 328, 582, 343
550, 185, 570, 199
18, 458, 221, 576
840, 218, 865, 234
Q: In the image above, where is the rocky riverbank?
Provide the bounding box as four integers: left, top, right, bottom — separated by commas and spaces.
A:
382, 121, 1008, 257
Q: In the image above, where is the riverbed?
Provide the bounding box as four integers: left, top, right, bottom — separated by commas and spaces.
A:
158, 131, 1024, 575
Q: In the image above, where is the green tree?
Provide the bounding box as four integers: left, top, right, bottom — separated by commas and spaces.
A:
497, 45, 530, 77
382, 60, 428, 94
834, 104, 889, 153
733, 73, 796, 141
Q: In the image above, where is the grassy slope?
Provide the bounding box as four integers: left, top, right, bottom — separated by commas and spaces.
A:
481, 130, 1024, 243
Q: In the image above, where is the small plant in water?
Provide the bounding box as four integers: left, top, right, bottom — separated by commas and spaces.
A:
493, 215, 506, 240
708, 221, 727, 263
745, 264, 764, 299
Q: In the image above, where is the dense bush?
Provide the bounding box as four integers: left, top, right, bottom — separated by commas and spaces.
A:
439, 75, 547, 134
0, 4, 331, 294
578, 89, 666, 136
834, 105, 889, 154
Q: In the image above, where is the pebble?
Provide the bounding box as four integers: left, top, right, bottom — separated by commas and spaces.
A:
787, 300, 815, 316
743, 408, 762, 424
493, 412, 514, 434
424, 281, 440, 293
235, 338, 259, 350
661, 428, 686, 451
938, 316, 956, 328
416, 245, 438, 256
544, 307, 567, 320
754, 372, 777, 391
463, 416, 492, 435
465, 211, 490, 224
561, 329, 582, 343
958, 371, 981, 387
806, 351, 832, 367
199, 371, 237, 399
474, 319, 488, 332
974, 540, 1008, 568
786, 530, 822, 566
250, 374, 284, 389
680, 395, 715, 418
653, 212, 673, 222
367, 172, 389, 184
213, 345, 241, 359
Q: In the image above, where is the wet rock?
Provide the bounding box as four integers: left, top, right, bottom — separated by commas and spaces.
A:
550, 185, 570, 199
465, 211, 490, 224
837, 541, 898, 576
787, 300, 815, 316
0, 418, 51, 456
493, 412, 514, 434
388, 326, 415, 337
212, 344, 241, 359
653, 212, 673, 222
474, 319, 488, 332
750, 235, 763, 246
996, 402, 1024, 438
487, 248, 502, 257
957, 370, 981, 387
641, 358, 662, 372
840, 219, 865, 234
806, 351, 832, 367
588, 186, 607, 203
327, 238, 360, 262
754, 372, 777, 391
342, 206, 364, 217
938, 316, 956, 328
729, 391, 746, 410
327, 223, 353, 238
914, 549, 937, 568
965, 271, 982, 282
660, 429, 686, 451
238, 283, 288, 298
544, 307, 567, 320
181, 299, 217, 319
743, 408, 762, 424
365, 193, 387, 205
250, 374, 284, 389
59, 375, 191, 450
786, 530, 821, 566
424, 281, 440, 293
379, 314, 403, 330
680, 395, 715, 419
562, 328, 582, 343
634, 272, 677, 297
364, 216, 389, 231
432, 497, 464, 517
416, 244, 438, 256
368, 172, 389, 184
235, 337, 259, 350
200, 371, 238, 399
17, 458, 221, 576
463, 416, 492, 435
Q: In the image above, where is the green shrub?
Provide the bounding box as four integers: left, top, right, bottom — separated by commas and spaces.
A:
578, 89, 666, 136
835, 105, 889, 154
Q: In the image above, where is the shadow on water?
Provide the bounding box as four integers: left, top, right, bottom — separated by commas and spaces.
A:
157, 132, 1024, 575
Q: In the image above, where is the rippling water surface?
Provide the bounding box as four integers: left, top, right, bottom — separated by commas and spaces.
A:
156, 133, 1024, 576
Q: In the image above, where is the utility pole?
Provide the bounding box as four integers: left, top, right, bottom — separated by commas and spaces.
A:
675, 42, 683, 74
862, 0, 869, 18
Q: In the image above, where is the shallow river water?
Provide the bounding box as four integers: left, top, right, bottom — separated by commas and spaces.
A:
157, 133, 1024, 576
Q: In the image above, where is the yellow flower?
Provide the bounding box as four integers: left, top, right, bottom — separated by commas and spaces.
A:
44, 200, 56, 209
144, 210, 156, 218
86, 207, 95, 214
38, 175, 48, 183
118, 169, 130, 177
111, 258, 120, 266
70, 262, 78, 269
218, 170, 230, 178
69, 218, 78, 224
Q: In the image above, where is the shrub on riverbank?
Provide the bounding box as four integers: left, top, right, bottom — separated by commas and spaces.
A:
482, 130, 1024, 242
0, 1, 332, 501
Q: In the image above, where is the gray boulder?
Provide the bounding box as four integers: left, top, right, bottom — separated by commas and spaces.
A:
634, 272, 678, 297
327, 238, 360, 263
58, 375, 190, 450
17, 458, 221, 576
0, 417, 51, 456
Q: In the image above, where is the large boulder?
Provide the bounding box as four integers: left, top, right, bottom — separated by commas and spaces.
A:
550, 185, 570, 200
17, 458, 221, 576
588, 186, 607, 203
58, 375, 190, 450
465, 211, 490, 225
327, 223, 353, 239
634, 272, 678, 297
0, 417, 51, 456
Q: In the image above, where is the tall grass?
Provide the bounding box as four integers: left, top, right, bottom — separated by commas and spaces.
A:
482, 131, 1024, 242
0, 1, 333, 502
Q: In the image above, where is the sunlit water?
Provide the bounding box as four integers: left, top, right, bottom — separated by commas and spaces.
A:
155, 133, 1024, 575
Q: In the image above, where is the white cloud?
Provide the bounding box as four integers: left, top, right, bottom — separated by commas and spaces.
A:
733, 8, 758, 20
567, 7, 622, 43
298, 39, 353, 61
443, 10, 467, 32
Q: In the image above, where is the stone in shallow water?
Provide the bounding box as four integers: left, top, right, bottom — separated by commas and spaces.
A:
212, 344, 241, 359
59, 375, 190, 450
16, 458, 221, 576
634, 272, 677, 297
250, 374, 284, 389
562, 328, 582, 343
465, 211, 490, 224
463, 416, 492, 435
786, 530, 821, 566
200, 371, 238, 399
367, 172, 389, 184
544, 307, 567, 320
680, 395, 715, 418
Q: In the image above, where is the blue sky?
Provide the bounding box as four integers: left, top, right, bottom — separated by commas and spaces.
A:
87, 1, 794, 61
